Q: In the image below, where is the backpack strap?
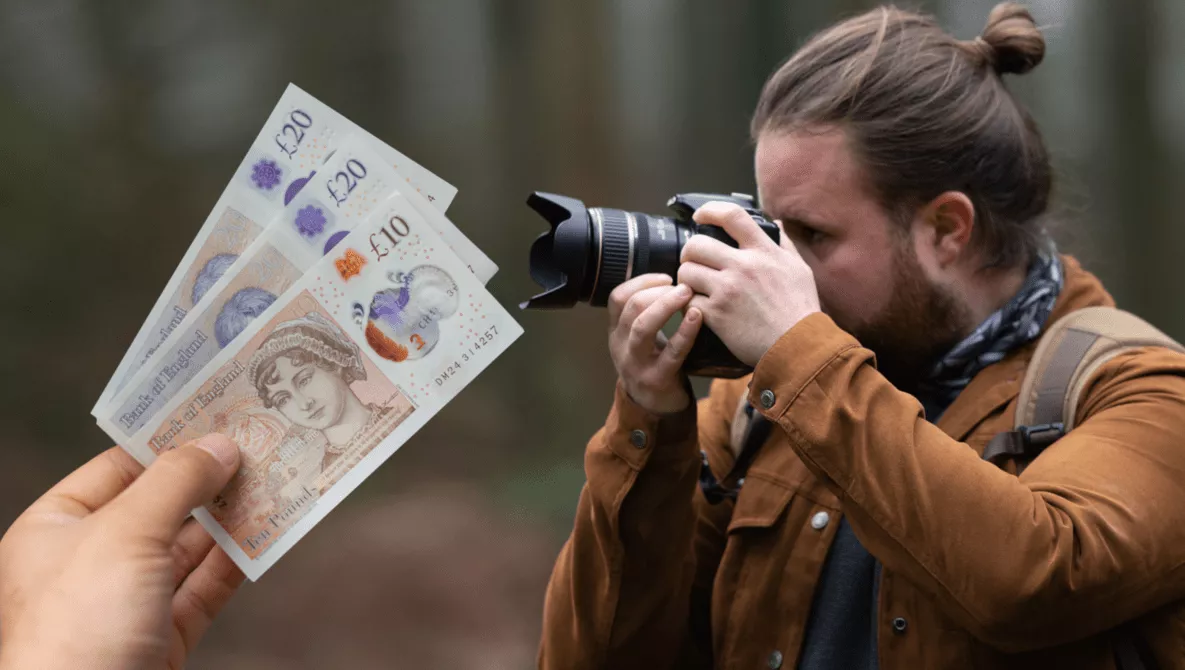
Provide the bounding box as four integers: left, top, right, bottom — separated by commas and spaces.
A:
982, 306, 1185, 470
982, 305, 1182, 670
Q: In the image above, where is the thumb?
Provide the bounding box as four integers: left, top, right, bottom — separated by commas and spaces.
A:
104, 434, 241, 544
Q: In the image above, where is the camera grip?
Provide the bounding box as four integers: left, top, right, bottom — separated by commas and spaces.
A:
683, 325, 753, 379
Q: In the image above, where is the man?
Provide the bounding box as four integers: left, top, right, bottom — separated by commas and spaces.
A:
538, 3, 1185, 669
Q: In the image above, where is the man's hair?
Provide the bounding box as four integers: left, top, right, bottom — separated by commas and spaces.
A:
751, 2, 1050, 271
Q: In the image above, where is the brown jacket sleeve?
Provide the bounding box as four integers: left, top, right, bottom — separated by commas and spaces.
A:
537, 378, 739, 670
749, 312, 1185, 653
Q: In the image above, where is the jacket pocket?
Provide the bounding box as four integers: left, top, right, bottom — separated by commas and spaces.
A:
727, 475, 797, 533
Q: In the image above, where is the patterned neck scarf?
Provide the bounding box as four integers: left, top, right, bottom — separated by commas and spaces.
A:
917, 250, 1064, 416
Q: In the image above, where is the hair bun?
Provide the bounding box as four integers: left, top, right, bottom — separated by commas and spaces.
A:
974, 2, 1045, 75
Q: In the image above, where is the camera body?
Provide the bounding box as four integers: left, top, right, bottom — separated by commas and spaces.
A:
521, 191, 780, 378
665, 192, 778, 248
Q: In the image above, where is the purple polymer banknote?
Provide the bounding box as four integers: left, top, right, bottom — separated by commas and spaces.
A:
92, 83, 462, 418
99, 137, 413, 451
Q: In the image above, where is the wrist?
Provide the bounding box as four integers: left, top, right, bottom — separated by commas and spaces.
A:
623, 382, 691, 415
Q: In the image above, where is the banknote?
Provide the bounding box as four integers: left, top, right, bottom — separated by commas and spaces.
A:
93, 83, 465, 415
112, 192, 522, 580
98, 136, 420, 447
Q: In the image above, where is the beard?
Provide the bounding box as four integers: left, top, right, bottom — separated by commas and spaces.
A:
826, 241, 973, 396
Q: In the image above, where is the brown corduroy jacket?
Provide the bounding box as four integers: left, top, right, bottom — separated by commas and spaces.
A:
538, 256, 1185, 669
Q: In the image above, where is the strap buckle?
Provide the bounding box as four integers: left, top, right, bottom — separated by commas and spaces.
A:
1018, 422, 1065, 449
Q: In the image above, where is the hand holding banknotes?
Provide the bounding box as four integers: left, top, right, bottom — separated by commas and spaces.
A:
0, 435, 243, 670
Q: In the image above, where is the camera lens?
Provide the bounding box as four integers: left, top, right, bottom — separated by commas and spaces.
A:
585, 208, 690, 306
522, 192, 698, 310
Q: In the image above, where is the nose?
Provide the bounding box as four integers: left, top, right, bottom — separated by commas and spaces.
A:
297, 392, 315, 411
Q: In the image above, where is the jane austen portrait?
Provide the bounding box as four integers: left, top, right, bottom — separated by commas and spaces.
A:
245, 311, 392, 496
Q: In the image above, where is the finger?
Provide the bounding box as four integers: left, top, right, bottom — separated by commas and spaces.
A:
692, 201, 773, 249
658, 307, 704, 372
680, 233, 740, 270
607, 274, 673, 329
32, 446, 145, 517
617, 284, 683, 332
773, 219, 805, 258
677, 261, 720, 298
172, 518, 217, 589
628, 284, 693, 352
103, 434, 241, 544
774, 218, 790, 248
171, 546, 246, 663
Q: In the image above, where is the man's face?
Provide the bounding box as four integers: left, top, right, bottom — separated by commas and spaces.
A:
754, 127, 972, 392
265, 355, 349, 431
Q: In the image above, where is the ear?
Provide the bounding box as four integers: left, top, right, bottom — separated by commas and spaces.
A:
914, 191, 975, 268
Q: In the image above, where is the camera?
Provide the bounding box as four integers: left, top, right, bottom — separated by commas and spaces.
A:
520, 191, 780, 378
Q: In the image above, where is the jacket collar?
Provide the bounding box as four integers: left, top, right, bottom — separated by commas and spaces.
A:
934, 255, 1115, 441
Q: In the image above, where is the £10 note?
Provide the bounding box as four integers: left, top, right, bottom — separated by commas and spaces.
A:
94, 83, 464, 415
115, 192, 521, 580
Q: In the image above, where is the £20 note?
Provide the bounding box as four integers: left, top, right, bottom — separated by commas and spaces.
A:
97, 136, 437, 454
94, 83, 462, 415
118, 192, 521, 580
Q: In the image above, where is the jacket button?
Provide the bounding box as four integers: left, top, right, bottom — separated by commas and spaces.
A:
767, 649, 784, 668
810, 511, 830, 530
759, 389, 776, 409
629, 430, 647, 449
892, 616, 908, 634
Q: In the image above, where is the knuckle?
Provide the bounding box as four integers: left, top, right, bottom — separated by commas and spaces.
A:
628, 321, 649, 348
623, 292, 646, 317
716, 278, 735, 300
608, 286, 633, 313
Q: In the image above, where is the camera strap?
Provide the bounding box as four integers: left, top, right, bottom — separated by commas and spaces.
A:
699, 403, 772, 505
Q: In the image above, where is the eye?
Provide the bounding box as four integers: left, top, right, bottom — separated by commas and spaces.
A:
274, 393, 290, 408
785, 220, 826, 246
804, 228, 826, 245
296, 369, 313, 388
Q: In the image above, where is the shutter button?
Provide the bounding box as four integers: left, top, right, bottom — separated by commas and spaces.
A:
629, 430, 647, 449
759, 389, 776, 409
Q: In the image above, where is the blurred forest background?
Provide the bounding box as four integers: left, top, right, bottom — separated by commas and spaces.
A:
1, 0, 1181, 667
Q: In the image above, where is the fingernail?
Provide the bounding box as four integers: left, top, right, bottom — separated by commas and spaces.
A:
195, 433, 240, 469
687, 308, 700, 322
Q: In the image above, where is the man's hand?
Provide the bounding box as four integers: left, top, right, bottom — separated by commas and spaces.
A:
608, 274, 704, 414
678, 201, 821, 367
0, 435, 244, 670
